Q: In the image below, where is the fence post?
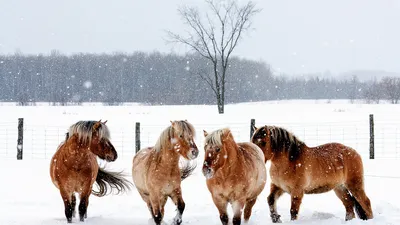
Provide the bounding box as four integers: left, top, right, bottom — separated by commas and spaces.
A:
17, 118, 24, 160
135, 122, 141, 153
369, 114, 374, 159
250, 119, 255, 139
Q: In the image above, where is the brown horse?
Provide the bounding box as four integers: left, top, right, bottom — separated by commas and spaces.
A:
251, 125, 373, 223
50, 120, 132, 223
132, 120, 199, 225
202, 128, 266, 225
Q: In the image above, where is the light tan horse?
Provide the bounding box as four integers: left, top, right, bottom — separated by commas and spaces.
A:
251, 125, 373, 223
132, 120, 199, 225
50, 120, 132, 223
202, 128, 266, 225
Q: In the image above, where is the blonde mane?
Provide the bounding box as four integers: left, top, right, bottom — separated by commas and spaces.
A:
154, 120, 196, 152
204, 128, 231, 146
68, 120, 110, 144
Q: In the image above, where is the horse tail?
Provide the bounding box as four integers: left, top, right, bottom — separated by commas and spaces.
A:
180, 160, 197, 181
92, 167, 133, 197
351, 195, 368, 220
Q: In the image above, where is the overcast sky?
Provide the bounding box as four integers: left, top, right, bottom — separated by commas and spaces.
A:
1, 0, 399, 75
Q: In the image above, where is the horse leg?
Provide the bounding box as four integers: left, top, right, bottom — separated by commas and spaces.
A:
243, 198, 257, 222
346, 179, 373, 220
149, 194, 166, 225
212, 195, 229, 225
290, 190, 304, 221
334, 185, 355, 221
138, 191, 155, 219
60, 189, 73, 223
169, 188, 185, 225
267, 183, 284, 223
231, 199, 246, 225
78, 190, 91, 222
71, 194, 76, 218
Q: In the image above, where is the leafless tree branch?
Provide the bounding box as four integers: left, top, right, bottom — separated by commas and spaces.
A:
166, 0, 261, 113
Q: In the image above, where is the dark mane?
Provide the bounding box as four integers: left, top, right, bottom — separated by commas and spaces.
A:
265, 126, 304, 161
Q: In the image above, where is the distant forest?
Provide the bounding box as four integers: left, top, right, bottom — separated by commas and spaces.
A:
0, 51, 396, 105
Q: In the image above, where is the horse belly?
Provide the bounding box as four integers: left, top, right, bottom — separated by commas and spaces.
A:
251, 163, 267, 196
304, 172, 344, 194
132, 151, 151, 192
132, 165, 147, 191
305, 184, 336, 194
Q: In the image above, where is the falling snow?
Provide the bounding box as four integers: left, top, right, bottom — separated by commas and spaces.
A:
83, 81, 92, 89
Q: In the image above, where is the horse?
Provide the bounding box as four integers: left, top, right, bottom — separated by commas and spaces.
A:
131, 120, 199, 225
202, 128, 267, 225
251, 125, 373, 223
50, 120, 132, 223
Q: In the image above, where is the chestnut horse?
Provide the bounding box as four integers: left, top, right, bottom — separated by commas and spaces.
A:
50, 120, 132, 223
132, 120, 199, 225
251, 125, 373, 223
202, 128, 266, 225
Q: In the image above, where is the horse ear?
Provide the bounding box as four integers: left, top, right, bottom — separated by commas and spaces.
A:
252, 124, 257, 131
170, 120, 175, 126
93, 121, 102, 131
222, 128, 232, 141
203, 130, 208, 137
103, 120, 107, 124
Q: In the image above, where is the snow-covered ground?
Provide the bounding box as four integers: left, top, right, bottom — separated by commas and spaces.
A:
1, 100, 400, 224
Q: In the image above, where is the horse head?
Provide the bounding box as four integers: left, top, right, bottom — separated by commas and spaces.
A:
170, 120, 199, 160
251, 125, 273, 162
90, 120, 117, 162
202, 128, 234, 179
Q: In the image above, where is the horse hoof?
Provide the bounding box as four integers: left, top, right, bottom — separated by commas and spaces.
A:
271, 214, 282, 223
172, 218, 182, 225
67, 218, 72, 223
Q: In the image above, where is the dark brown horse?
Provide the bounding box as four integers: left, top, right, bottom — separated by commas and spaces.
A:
50, 120, 132, 223
202, 128, 266, 225
251, 125, 373, 223
132, 120, 199, 225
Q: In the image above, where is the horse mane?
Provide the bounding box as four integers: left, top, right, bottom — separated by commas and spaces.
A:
267, 126, 304, 161
67, 120, 110, 145
204, 128, 229, 147
154, 120, 196, 152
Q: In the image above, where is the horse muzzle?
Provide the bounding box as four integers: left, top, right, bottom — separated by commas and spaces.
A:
187, 148, 199, 160
105, 153, 117, 162
202, 165, 214, 179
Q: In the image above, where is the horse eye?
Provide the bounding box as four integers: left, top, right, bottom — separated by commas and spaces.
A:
179, 135, 183, 138
216, 147, 220, 152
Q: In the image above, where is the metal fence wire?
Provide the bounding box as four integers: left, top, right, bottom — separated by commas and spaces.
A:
1, 116, 400, 160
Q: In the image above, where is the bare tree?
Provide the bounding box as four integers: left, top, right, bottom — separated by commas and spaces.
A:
348, 75, 359, 104
381, 76, 400, 104
167, 0, 261, 114
363, 79, 383, 104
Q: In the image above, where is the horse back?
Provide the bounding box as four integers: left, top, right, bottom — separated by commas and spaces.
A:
50, 142, 99, 193
132, 147, 157, 192
301, 142, 364, 191
230, 142, 266, 197
238, 142, 266, 166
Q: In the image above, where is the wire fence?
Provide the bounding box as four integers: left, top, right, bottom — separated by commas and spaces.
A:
1, 116, 400, 160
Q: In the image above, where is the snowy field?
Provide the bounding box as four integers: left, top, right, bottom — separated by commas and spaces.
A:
1, 99, 400, 225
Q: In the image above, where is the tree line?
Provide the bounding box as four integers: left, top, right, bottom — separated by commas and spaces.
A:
0, 51, 397, 105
